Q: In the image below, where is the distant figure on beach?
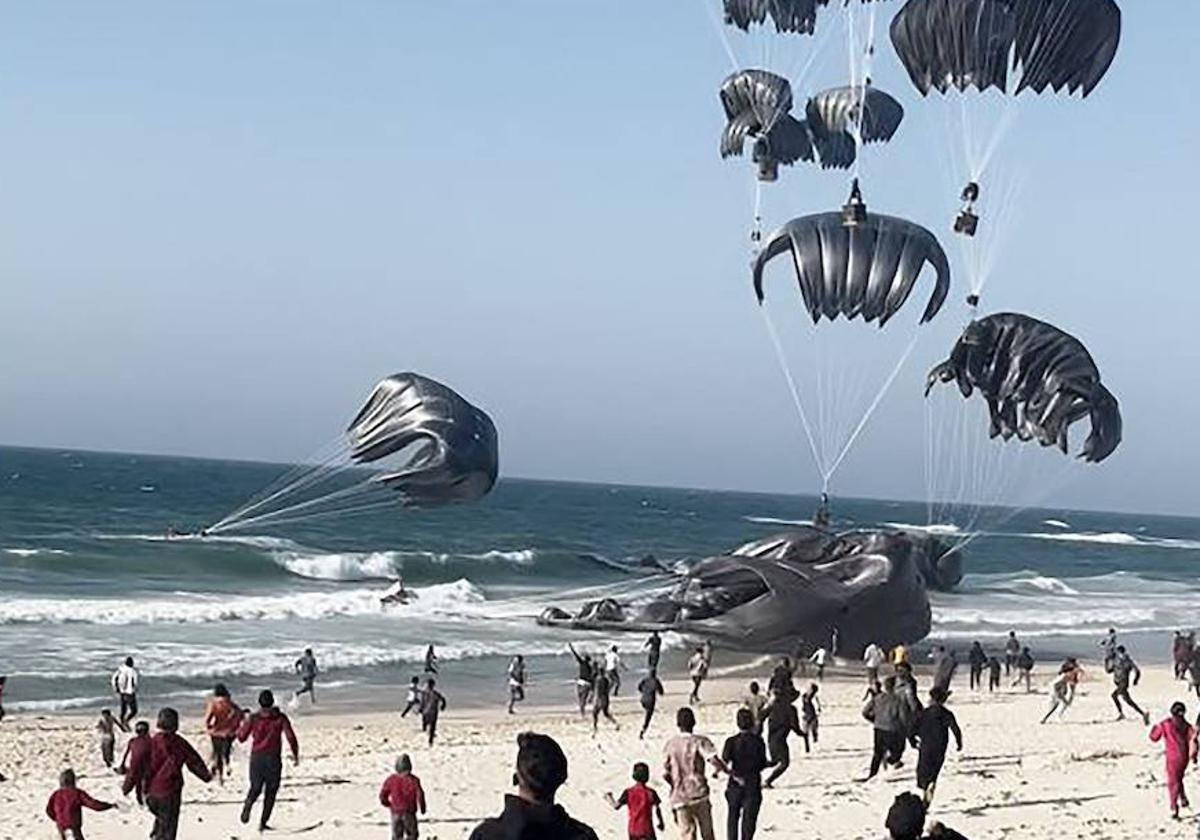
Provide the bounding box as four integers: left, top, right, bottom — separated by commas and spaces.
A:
1173, 631, 1194, 681
763, 688, 803, 787
1013, 647, 1035, 692
122, 707, 213, 840
204, 683, 242, 785
293, 648, 319, 705
863, 642, 885, 686
0, 674, 7, 723
1100, 627, 1118, 673
569, 644, 595, 717
118, 721, 151, 805
605, 645, 624, 696
662, 707, 718, 840
1004, 631, 1020, 676
812, 492, 831, 529
507, 655, 526, 714
424, 644, 439, 674
380, 577, 410, 607
688, 647, 709, 705
645, 631, 663, 672
402, 676, 423, 717
909, 686, 962, 805
987, 656, 1002, 692
420, 678, 447, 746
742, 681, 768, 735
808, 647, 829, 682
768, 658, 797, 704
237, 689, 299, 832
111, 656, 140, 729
469, 732, 598, 840
592, 670, 619, 734
1111, 646, 1150, 724
830, 627, 840, 658
97, 710, 120, 769
1040, 661, 1080, 724
1150, 702, 1195, 820
967, 642, 987, 691
720, 708, 768, 840
1188, 650, 1200, 700
801, 683, 821, 748
379, 753, 426, 840
45, 768, 114, 840
638, 670, 665, 740
605, 761, 665, 840
863, 676, 906, 781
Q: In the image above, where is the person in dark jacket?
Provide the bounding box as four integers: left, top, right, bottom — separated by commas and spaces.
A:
967, 642, 987, 691
909, 686, 963, 805
122, 707, 212, 840
420, 678, 448, 746
720, 708, 768, 840
762, 692, 803, 789
863, 677, 906, 781
468, 731, 598, 840
236, 689, 299, 832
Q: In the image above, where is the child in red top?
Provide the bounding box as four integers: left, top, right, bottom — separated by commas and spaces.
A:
605, 762, 664, 840
379, 754, 426, 840
45, 768, 114, 839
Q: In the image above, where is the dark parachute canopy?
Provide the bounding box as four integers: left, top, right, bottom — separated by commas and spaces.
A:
890, 0, 1121, 97
753, 211, 950, 326
804, 84, 904, 169
719, 70, 814, 180
925, 313, 1121, 462
724, 0, 888, 35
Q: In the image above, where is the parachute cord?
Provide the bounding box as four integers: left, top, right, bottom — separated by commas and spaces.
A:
759, 306, 826, 481
750, 179, 764, 255
697, 0, 739, 72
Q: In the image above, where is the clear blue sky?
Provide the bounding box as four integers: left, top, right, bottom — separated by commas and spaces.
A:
0, 3, 1194, 515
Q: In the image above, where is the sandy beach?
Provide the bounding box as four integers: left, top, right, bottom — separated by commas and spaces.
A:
1, 658, 1195, 839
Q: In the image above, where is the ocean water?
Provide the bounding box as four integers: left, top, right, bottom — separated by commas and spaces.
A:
2, 445, 1198, 714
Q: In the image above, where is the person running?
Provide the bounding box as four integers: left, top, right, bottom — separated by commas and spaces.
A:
742, 682, 768, 735
720, 708, 768, 840
1111, 646, 1150, 724
863, 642, 885, 686
637, 670, 665, 740
96, 710, 119, 769
987, 656, 1002, 692
118, 721, 151, 805
688, 647, 708, 705
401, 676, 423, 718
605, 646, 624, 696
909, 686, 962, 805
763, 691, 803, 788
379, 753, 426, 840
469, 732, 598, 840
1173, 632, 1192, 680
767, 659, 796, 704
122, 707, 212, 840
1188, 650, 1200, 700
645, 632, 663, 673
420, 678, 447, 746
592, 669, 619, 734
808, 647, 829, 682
1151, 702, 1196, 819
0, 675, 7, 723
800, 683, 821, 749
293, 648, 319, 705
45, 768, 114, 839
1003, 631, 1020, 676
967, 642, 987, 691
605, 762, 665, 840
237, 689, 299, 832
863, 676, 906, 781
423, 644, 438, 674
111, 657, 140, 729
662, 707, 718, 840
1013, 647, 1035, 692
204, 683, 242, 785
1100, 628, 1119, 674
507, 655, 526, 715
569, 644, 595, 718
1040, 663, 1080, 724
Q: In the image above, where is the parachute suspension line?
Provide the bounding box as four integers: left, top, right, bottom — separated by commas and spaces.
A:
962, 172, 1024, 299
208, 476, 391, 533
212, 498, 403, 533
750, 178, 764, 253
698, 0, 740, 72
759, 306, 826, 486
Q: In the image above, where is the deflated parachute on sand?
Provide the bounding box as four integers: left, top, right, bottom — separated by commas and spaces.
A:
926, 313, 1121, 463
208, 373, 498, 533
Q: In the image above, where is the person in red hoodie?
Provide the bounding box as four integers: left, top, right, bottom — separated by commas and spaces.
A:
47, 767, 115, 839
122, 707, 212, 840
379, 753, 426, 840
118, 721, 152, 805
237, 689, 300, 832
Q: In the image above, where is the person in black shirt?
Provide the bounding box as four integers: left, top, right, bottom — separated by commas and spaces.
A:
909, 686, 962, 805
637, 670, 665, 740
720, 709, 768, 840
592, 670, 619, 734
763, 694, 803, 788
468, 732, 598, 840
644, 632, 662, 672
967, 642, 987, 691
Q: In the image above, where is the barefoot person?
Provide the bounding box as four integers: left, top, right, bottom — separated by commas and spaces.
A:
122, 707, 213, 840
1111, 646, 1150, 724
111, 657, 140, 729
688, 647, 708, 705
506, 655, 526, 715
96, 710, 120, 769
1150, 702, 1196, 820
293, 648, 319, 705
420, 678, 447, 746
204, 683, 242, 785
237, 689, 299, 832
45, 768, 114, 840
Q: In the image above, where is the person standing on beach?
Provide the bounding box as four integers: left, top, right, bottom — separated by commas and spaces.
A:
569, 644, 595, 717
863, 643, 885, 686
800, 683, 821, 749
293, 648, 319, 705
1003, 631, 1020, 676
420, 678, 447, 746
112, 656, 140, 729
967, 642, 987, 691
688, 647, 708, 705
118, 722, 151, 805
662, 707, 718, 840
763, 690, 803, 787
401, 676, 423, 718
123, 707, 212, 840
45, 767, 114, 839
1111, 646, 1150, 724
720, 708, 768, 840
592, 669, 619, 734
237, 689, 299, 832
379, 753, 426, 840
808, 647, 829, 682
424, 644, 438, 674
605, 645, 625, 696
638, 670, 665, 740
507, 655, 526, 715
987, 656, 1002, 692
1100, 628, 1118, 673
97, 710, 120, 769
204, 683, 242, 785
1150, 702, 1195, 819
1013, 647, 1035, 692
863, 677, 906, 781
909, 686, 962, 805
645, 631, 663, 672
606, 761, 665, 840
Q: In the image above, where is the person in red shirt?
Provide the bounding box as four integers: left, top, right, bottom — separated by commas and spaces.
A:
379, 753, 426, 840
118, 721, 152, 804
122, 707, 212, 840
605, 762, 665, 840
46, 768, 115, 840
237, 689, 300, 832
204, 682, 243, 785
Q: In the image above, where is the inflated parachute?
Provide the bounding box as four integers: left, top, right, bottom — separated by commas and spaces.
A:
207, 373, 498, 533
724, 0, 889, 35
890, 0, 1121, 97
753, 211, 950, 326
925, 313, 1121, 462
804, 85, 904, 170
720, 70, 815, 180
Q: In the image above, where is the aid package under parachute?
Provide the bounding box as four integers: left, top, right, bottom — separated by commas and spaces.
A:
538, 527, 938, 654
926, 313, 1121, 463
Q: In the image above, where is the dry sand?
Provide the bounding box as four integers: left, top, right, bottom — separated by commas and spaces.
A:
1, 660, 1195, 839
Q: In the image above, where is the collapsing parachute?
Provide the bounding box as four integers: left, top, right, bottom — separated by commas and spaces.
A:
753, 211, 950, 326
925, 313, 1121, 462
720, 70, 814, 181
207, 373, 498, 533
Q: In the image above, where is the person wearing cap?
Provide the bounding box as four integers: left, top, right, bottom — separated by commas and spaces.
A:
468, 731, 598, 840
121, 707, 212, 840
662, 707, 718, 840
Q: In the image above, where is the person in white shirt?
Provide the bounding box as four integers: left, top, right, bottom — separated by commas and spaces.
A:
863, 642, 886, 686
112, 656, 140, 728
809, 647, 829, 682
604, 646, 624, 696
